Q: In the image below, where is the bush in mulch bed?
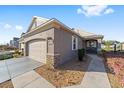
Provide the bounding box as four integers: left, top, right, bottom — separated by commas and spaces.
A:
78, 48, 85, 61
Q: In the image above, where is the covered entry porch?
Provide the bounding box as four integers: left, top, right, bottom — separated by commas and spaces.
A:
83, 35, 103, 54
85, 39, 98, 54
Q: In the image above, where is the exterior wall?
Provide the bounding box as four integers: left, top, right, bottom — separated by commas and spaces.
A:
82, 40, 86, 49
19, 42, 25, 54
20, 43, 24, 50
20, 28, 55, 56
20, 27, 83, 66
54, 28, 83, 66
46, 54, 60, 67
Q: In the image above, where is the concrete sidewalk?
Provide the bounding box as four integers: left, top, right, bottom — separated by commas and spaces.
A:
68, 54, 111, 88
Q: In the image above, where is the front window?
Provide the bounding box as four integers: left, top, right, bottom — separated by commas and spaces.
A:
72, 36, 78, 50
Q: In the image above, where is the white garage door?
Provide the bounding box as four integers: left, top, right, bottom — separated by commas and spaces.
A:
28, 40, 46, 63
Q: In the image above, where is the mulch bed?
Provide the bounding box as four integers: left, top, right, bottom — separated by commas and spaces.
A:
103, 52, 124, 88
35, 56, 91, 88
0, 80, 14, 88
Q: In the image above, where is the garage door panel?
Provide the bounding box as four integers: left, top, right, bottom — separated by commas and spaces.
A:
28, 40, 46, 63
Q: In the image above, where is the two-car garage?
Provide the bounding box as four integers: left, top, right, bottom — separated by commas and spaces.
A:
27, 39, 47, 63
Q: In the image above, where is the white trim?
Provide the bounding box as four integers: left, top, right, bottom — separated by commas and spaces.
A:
72, 36, 74, 50
72, 36, 78, 50
76, 37, 78, 50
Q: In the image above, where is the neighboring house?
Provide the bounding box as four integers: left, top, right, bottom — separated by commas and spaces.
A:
10, 37, 19, 48
102, 40, 121, 51
121, 42, 124, 51
19, 16, 103, 67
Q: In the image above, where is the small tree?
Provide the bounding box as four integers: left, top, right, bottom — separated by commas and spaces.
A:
103, 40, 111, 51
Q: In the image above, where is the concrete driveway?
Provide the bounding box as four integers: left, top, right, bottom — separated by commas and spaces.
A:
0, 57, 43, 83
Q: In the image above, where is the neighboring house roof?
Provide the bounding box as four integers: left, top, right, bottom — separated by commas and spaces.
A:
21, 16, 103, 40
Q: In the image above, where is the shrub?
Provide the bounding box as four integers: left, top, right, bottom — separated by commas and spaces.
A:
13, 54, 20, 58
15, 50, 21, 55
101, 49, 107, 54
0, 55, 4, 60
7, 54, 13, 58
13, 50, 22, 58
0, 54, 13, 60
78, 48, 85, 61
4, 54, 9, 59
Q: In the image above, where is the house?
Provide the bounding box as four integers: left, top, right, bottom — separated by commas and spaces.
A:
10, 37, 19, 48
121, 42, 124, 51
19, 16, 103, 67
102, 40, 121, 51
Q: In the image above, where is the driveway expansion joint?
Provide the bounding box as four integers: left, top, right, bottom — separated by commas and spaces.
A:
22, 77, 40, 88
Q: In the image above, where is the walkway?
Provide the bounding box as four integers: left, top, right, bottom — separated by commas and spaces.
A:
68, 54, 111, 88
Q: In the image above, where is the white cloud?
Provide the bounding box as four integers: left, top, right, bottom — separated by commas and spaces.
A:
104, 8, 114, 14
77, 8, 83, 14
4, 24, 12, 29
15, 25, 23, 31
77, 5, 114, 17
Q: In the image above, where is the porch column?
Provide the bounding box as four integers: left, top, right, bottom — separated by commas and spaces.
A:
23, 42, 26, 56
97, 39, 102, 52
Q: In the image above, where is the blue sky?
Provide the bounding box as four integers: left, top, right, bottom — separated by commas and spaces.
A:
0, 5, 124, 44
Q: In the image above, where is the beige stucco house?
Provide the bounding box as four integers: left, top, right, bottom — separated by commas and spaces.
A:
19, 16, 103, 67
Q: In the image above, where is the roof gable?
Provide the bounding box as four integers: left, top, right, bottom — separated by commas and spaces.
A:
27, 16, 49, 32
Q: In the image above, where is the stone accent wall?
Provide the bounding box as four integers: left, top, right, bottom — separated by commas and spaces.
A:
46, 54, 60, 67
